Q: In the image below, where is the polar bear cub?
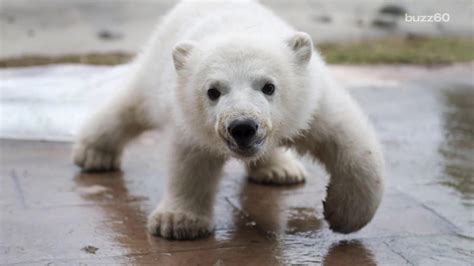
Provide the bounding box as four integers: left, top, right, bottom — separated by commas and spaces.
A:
73, 0, 384, 239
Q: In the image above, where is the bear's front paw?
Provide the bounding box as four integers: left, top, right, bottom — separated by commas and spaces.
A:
247, 156, 307, 185
73, 143, 121, 171
323, 187, 376, 234
147, 210, 213, 240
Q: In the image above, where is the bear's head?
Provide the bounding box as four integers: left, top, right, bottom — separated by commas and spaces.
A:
172, 32, 318, 160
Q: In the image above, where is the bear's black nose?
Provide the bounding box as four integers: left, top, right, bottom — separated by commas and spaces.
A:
228, 119, 258, 148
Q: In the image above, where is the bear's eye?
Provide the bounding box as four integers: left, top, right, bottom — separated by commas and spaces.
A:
207, 87, 221, 100
261, 83, 275, 95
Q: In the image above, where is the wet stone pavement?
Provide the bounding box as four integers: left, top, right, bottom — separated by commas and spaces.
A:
1, 64, 473, 265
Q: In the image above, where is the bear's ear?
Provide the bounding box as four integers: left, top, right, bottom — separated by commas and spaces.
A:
172, 41, 195, 71
287, 32, 313, 65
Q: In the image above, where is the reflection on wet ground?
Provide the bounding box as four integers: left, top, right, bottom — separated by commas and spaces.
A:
440, 87, 474, 204
1, 65, 473, 265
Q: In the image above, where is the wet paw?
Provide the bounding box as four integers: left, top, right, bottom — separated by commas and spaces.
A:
147, 210, 213, 240
73, 143, 121, 171
323, 185, 379, 234
247, 154, 306, 185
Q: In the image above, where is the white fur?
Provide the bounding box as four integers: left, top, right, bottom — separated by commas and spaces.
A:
73, 0, 384, 239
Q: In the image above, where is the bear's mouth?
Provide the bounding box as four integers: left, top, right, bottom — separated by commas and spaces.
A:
224, 137, 265, 158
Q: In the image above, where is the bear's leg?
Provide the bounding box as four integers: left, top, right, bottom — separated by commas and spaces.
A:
293, 89, 384, 234
73, 87, 152, 171
246, 147, 306, 185
147, 141, 226, 240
